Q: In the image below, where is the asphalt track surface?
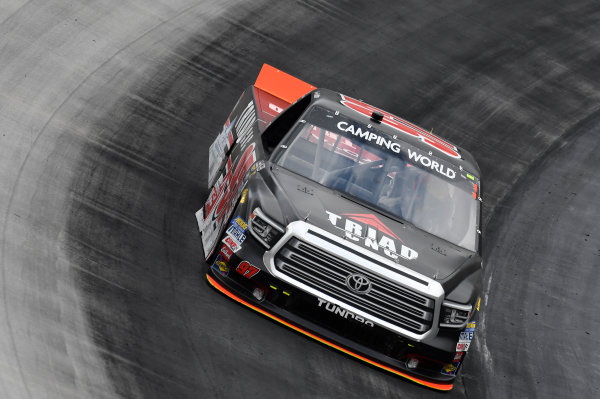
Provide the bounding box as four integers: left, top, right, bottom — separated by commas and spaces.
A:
1, 0, 599, 398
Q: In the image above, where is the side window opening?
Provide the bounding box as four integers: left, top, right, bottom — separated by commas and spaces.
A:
261, 93, 313, 155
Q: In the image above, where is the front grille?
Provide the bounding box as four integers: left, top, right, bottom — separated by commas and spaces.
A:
274, 237, 435, 335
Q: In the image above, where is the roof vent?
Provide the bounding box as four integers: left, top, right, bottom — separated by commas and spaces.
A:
370, 112, 384, 123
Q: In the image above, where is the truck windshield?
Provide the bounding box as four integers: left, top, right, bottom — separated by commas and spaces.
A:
274, 106, 480, 252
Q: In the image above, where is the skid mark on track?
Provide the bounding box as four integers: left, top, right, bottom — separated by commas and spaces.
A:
84, 135, 180, 183
71, 192, 163, 239
220, 15, 287, 48
171, 35, 255, 68
126, 93, 193, 126
66, 233, 160, 283
168, 51, 232, 85
298, 0, 358, 21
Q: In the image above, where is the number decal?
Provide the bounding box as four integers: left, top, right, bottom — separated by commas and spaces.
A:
236, 261, 260, 278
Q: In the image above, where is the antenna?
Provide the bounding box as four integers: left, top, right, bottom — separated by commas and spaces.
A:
370, 112, 383, 123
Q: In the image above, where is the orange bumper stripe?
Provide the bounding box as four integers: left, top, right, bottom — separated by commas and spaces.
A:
206, 274, 453, 391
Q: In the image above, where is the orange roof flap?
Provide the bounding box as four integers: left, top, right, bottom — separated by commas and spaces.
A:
254, 64, 317, 104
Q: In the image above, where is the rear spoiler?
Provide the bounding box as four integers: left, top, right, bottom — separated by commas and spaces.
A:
254, 64, 316, 105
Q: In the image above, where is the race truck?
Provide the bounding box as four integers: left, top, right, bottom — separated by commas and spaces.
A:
196, 64, 482, 391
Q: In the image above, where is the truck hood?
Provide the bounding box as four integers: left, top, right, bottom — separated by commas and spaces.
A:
265, 166, 473, 281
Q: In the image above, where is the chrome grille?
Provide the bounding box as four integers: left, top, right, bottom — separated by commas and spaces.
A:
274, 237, 435, 334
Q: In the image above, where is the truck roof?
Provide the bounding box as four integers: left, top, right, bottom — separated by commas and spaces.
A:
253, 64, 480, 178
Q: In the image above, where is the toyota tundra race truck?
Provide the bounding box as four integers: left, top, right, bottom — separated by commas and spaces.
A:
196, 64, 482, 391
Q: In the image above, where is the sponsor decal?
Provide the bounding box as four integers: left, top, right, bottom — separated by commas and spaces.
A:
231, 216, 248, 232
220, 244, 233, 261
222, 235, 242, 253
239, 188, 248, 204
340, 94, 461, 159
336, 121, 402, 154
200, 98, 258, 259
236, 261, 260, 279
326, 211, 418, 261
249, 163, 258, 179
309, 107, 461, 184
212, 254, 229, 277
457, 321, 476, 350
226, 224, 247, 244
459, 331, 474, 343
201, 142, 257, 258
453, 351, 464, 362
460, 172, 481, 200
317, 298, 374, 327
235, 101, 257, 148
207, 116, 237, 187
441, 362, 461, 376
456, 342, 470, 352
407, 149, 456, 179
269, 103, 284, 113
472, 183, 479, 199
466, 320, 476, 331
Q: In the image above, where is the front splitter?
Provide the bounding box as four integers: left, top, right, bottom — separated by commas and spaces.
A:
206, 274, 454, 391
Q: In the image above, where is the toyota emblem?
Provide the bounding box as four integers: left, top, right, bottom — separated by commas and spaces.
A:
345, 273, 372, 294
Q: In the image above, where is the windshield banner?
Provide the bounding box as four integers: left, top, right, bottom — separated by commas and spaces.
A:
307, 106, 463, 183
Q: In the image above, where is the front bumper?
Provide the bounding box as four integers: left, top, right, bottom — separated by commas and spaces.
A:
206, 267, 456, 391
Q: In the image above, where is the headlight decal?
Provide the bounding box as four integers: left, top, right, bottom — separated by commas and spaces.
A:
249, 208, 285, 248
439, 301, 472, 328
